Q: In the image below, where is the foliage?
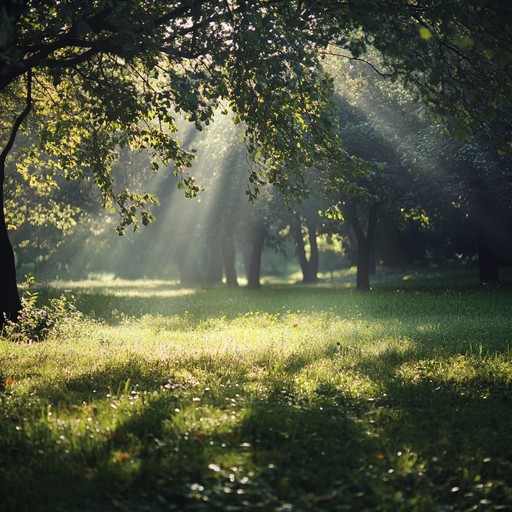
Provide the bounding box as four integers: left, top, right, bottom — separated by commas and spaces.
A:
6, 0, 508, 226
2, 276, 83, 342
4, 153, 89, 271
1, 2, 512, 294
1, 271, 512, 510
323, 0, 512, 153
317, 232, 347, 274
0, 1, 353, 231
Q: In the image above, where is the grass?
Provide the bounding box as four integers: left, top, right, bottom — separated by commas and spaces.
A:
1, 267, 512, 511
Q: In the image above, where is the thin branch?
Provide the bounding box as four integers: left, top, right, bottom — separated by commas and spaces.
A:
45, 47, 100, 69
321, 48, 393, 78
0, 70, 33, 169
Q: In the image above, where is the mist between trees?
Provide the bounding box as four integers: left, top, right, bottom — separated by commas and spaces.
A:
1, 1, 512, 326
7, 55, 512, 294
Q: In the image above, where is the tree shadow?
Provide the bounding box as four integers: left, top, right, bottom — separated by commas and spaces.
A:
4, 281, 512, 510
0, 349, 367, 511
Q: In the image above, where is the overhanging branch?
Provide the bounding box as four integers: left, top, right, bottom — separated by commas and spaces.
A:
321, 48, 392, 78
0, 70, 33, 171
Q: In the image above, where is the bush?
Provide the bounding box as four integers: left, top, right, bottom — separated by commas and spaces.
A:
3, 276, 82, 342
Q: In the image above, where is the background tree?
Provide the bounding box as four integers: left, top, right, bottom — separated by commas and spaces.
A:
400, 124, 512, 283
324, 46, 512, 287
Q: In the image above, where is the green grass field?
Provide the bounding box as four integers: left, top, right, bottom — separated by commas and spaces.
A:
1, 268, 512, 511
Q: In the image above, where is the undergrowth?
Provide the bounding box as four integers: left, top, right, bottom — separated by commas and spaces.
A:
3, 276, 83, 343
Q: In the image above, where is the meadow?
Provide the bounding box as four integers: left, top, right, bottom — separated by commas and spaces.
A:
1, 267, 512, 511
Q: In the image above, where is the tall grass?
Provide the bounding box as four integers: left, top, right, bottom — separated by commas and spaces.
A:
1, 269, 512, 511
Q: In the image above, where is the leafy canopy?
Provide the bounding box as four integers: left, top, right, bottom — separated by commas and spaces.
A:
1, 0, 511, 231
1, 0, 352, 230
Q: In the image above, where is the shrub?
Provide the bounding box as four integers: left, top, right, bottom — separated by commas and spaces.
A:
3, 276, 82, 342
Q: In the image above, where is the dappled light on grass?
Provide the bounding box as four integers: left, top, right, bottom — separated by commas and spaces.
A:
50, 278, 199, 299
1, 281, 512, 510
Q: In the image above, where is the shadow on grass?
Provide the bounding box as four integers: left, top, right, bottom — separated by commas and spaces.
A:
3, 274, 512, 510
3, 335, 512, 511
0, 349, 367, 511
36, 279, 512, 335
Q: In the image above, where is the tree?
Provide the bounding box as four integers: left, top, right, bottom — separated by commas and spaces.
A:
324, 0, 512, 151
323, 1, 512, 285
293, 217, 320, 283
245, 217, 267, 289
325, 41, 512, 287
288, 176, 330, 284
2, 0, 512, 323
400, 124, 512, 283
0, 0, 348, 324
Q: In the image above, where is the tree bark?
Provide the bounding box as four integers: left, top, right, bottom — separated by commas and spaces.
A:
295, 222, 312, 283
294, 220, 319, 283
247, 220, 266, 289
307, 221, 319, 282
346, 200, 379, 291
0, 173, 21, 328
356, 239, 371, 291
222, 235, 238, 287
0, 70, 32, 327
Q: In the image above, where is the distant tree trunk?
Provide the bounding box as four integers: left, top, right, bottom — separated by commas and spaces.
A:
369, 229, 378, 276
346, 200, 379, 291
307, 221, 319, 281
0, 71, 31, 327
294, 219, 319, 283
295, 222, 312, 283
356, 238, 371, 290
247, 220, 266, 289
471, 177, 511, 285
222, 235, 238, 287
206, 241, 223, 284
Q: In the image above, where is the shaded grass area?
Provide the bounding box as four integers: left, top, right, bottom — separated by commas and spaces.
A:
1, 268, 512, 511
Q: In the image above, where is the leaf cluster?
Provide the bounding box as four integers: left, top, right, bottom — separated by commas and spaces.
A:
2, 0, 512, 234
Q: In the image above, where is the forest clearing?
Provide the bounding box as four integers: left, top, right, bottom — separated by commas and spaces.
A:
2, 1, 512, 510
1, 268, 512, 511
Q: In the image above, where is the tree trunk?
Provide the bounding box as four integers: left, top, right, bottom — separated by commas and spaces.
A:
247, 221, 266, 289
369, 229, 378, 276
294, 220, 319, 283
0, 170, 21, 328
295, 222, 312, 282
356, 239, 371, 291
470, 175, 511, 285
347, 200, 379, 292
478, 232, 500, 285
0, 70, 31, 328
222, 235, 238, 287
307, 221, 319, 282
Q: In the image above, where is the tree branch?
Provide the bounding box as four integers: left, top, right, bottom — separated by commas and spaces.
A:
0, 70, 33, 171
321, 48, 393, 78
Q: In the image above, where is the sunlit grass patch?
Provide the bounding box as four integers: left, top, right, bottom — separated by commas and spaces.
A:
397, 350, 512, 389
1, 277, 512, 511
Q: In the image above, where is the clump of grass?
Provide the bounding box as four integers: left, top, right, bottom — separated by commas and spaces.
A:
1, 275, 512, 511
